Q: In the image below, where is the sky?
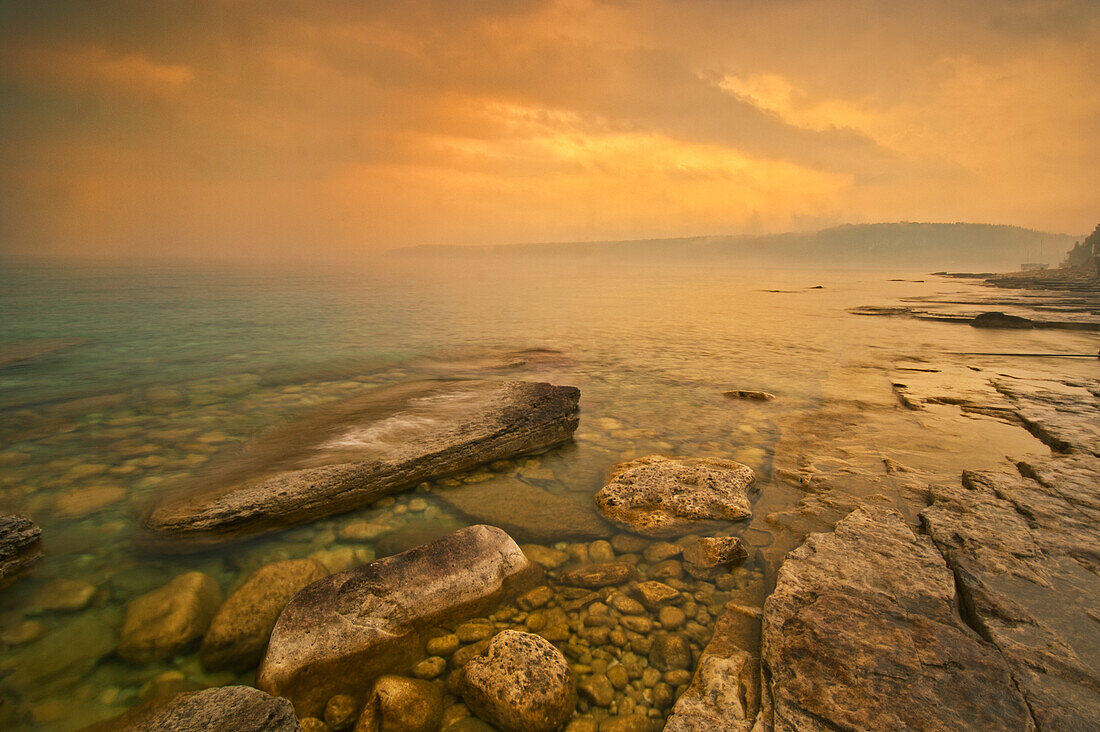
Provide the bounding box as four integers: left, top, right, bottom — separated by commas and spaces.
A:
1, 0, 1097, 259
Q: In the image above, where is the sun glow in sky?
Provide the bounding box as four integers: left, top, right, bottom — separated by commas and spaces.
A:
1, 0, 1097, 259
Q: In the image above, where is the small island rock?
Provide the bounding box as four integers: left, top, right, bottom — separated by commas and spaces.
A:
141, 380, 581, 552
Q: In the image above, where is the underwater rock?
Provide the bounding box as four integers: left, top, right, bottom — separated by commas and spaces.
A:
0, 514, 42, 590
0, 337, 88, 368
682, 536, 746, 568
200, 558, 327, 672
761, 506, 1033, 731
27, 578, 97, 614
437, 477, 612, 543
84, 685, 300, 732
118, 572, 222, 663
257, 525, 541, 717
355, 675, 442, 732
682, 536, 747, 579
461, 630, 576, 732
594, 456, 755, 537
666, 607, 760, 732
54, 484, 127, 518
559, 562, 638, 588
141, 380, 580, 552
3, 606, 119, 691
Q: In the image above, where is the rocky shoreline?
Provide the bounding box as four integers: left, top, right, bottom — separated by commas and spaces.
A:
2, 271, 1097, 730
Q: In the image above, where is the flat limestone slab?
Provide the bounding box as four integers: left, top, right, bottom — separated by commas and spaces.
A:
922, 466, 1100, 730
257, 524, 541, 717
762, 506, 1033, 731
139, 380, 580, 552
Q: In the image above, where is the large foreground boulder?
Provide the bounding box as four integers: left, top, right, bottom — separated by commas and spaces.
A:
594, 456, 755, 537
761, 506, 1033, 731
140, 380, 581, 552
200, 559, 328, 672
258, 525, 541, 717
0, 514, 42, 590
437, 478, 612, 543
84, 685, 300, 731
461, 630, 576, 732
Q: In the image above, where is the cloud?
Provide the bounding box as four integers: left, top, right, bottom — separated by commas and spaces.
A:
2, 45, 194, 94
0, 0, 1096, 258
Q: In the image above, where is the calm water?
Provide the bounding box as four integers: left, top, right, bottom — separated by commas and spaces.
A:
1, 257, 1093, 729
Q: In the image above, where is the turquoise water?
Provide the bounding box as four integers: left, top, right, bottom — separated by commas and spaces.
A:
1, 257, 1092, 729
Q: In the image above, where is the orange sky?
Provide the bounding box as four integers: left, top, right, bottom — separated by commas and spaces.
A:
1, 0, 1097, 259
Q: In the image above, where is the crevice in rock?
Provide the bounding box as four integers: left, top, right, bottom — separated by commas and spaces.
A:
921, 516, 1046, 732
1013, 412, 1073, 453
1013, 460, 1095, 522
948, 561, 993, 644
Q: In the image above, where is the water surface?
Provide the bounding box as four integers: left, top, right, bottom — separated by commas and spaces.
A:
1, 257, 1093, 729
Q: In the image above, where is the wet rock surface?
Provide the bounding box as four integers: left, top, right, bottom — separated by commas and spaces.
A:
761, 506, 1033, 731
595, 456, 755, 537
0, 514, 42, 590
141, 380, 581, 551
84, 685, 301, 731
461, 630, 576, 732
257, 525, 541, 717
922, 463, 1100, 730
200, 558, 327, 672
437, 477, 612, 543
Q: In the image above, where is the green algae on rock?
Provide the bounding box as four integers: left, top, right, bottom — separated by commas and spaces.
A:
139, 380, 580, 552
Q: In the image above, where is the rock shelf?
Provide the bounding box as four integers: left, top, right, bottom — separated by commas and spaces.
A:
140, 380, 580, 552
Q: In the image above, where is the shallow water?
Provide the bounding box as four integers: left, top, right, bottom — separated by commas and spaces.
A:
0, 257, 1095, 729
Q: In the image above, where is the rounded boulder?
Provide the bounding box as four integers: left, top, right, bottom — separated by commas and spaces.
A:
461, 630, 576, 732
